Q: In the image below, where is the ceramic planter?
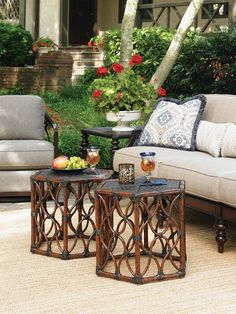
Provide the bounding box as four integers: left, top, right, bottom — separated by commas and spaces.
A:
106, 110, 141, 132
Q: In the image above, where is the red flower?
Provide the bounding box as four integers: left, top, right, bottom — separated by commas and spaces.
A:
115, 92, 123, 102
158, 87, 167, 97
141, 76, 145, 81
92, 89, 102, 98
88, 41, 93, 47
129, 60, 135, 67
97, 66, 108, 76
111, 63, 124, 73
130, 54, 142, 65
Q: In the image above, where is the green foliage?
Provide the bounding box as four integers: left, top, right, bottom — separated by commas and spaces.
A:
103, 30, 122, 64
132, 27, 173, 80
76, 68, 98, 85
58, 128, 82, 157
103, 27, 236, 97
0, 87, 24, 95
167, 28, 236, 97
103, 27, 173, 80
88, 35, 104, 48
43, 80, 115, 167
0, 21, 34, 66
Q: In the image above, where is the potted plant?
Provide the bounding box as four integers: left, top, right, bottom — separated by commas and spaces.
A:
88, 35, 104, 50
32, 37, 58, 55
89, 54, 162, 131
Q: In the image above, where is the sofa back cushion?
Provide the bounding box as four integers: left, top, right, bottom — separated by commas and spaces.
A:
203, 94, 236, 123
221, 123, 236, 158
0, 95, 45, 140
196, 121, 228, 157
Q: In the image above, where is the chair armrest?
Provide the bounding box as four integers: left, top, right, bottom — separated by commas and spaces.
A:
44, 112, 59, 158
126, 126, 143, 147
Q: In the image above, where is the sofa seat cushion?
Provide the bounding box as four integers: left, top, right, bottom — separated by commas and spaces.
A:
0, 170, 38, 193
158, 158, 236, 202
220, 172, 236, 208
0, 140, 54, 170
113, 146, 212, 176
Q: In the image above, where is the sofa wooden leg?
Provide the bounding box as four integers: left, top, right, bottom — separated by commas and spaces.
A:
214, 218, 228, 253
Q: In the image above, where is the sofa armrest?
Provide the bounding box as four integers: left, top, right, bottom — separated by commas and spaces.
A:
45, 113, 59, 158
126, 126, 143, 147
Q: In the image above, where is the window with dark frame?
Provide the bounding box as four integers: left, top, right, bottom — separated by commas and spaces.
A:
118, 0, 153, 24
202, 3, 229, 19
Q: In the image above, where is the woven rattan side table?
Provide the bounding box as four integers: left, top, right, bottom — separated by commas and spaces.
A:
31, 168, 113, 259
95, 178, 186, 284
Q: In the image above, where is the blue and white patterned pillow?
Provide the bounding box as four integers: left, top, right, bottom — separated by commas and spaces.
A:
136, 95, 206, 151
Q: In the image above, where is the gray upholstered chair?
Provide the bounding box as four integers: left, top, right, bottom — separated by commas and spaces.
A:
0, 95, 58, 199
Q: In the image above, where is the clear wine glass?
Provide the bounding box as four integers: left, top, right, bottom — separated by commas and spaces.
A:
86, 147, 100, 174
140, 152, 156, 183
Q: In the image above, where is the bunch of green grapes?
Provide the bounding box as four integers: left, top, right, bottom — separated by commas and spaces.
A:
65, 156, 88, 170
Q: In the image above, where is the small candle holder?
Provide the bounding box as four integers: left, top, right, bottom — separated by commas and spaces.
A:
118, 163, 135, 184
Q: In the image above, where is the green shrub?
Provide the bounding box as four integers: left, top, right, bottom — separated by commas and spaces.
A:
0, 87, 24, 95
103, 27, 236, 97
166, 28, 236, 97
0, 21, 34, 66
103, 27, 173, 80
43, 84, 115, 167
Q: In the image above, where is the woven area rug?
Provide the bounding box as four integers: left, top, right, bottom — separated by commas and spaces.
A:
1, 202, 236, 314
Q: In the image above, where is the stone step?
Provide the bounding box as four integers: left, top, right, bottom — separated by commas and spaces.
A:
72, 67, 97, 80
72, 55, 104, 62
60, 46, 104, 82
75, 60, 104, 66
60, 45, 94, 51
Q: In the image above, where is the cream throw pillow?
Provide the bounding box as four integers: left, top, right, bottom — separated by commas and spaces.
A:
196, 121, 228, 157
221, 123, 236, 157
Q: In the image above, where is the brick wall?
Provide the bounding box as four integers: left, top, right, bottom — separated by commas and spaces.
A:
0, 51, 73, 93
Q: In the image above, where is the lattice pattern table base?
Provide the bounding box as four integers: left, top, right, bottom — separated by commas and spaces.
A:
95, 179, 186, 284
31, 169, 112, 259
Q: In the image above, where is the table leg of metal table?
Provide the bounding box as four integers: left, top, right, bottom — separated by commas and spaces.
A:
111, 138, 120, 169
81, 132, 89, 159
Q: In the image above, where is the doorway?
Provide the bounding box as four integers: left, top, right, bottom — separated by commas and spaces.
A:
68, 0, 97, 45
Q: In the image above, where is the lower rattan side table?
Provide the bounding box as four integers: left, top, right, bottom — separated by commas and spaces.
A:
95, 178, 186, 284
30, 168, 113, 259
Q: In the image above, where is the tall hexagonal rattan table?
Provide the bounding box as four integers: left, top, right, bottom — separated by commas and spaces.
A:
95, 178, 186, 284
31, 168, 113, 259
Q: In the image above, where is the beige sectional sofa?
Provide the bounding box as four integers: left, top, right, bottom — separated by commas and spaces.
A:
113, 94, 236, 253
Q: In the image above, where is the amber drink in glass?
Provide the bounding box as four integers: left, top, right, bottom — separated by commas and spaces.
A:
86, 147, 100, 174
140, 152, 156, 183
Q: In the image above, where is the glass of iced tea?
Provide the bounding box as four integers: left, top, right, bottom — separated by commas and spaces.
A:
86, 147, 100, 174
140, 152, 156, 183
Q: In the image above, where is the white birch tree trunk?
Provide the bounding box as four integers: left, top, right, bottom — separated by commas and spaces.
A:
119, 0, 139, 66
229, 0, 236, 27
149, 0, 205, 90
